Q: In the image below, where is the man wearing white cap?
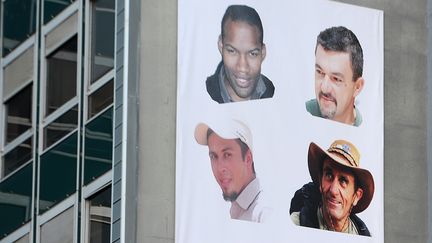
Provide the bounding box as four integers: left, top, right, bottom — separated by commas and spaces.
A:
194, 119, 269, 222
290, 140, 374, 236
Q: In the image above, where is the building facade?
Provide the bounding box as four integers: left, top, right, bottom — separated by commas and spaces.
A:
0, 0, 431, 243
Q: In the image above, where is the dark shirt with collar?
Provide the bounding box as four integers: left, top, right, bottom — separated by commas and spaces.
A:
206, 61, 275, 103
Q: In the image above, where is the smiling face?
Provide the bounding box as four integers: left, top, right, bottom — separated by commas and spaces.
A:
320, 159, 363, 230
218, 20, 266, 101
207, 132, 254, 201
314, 44, 364, 125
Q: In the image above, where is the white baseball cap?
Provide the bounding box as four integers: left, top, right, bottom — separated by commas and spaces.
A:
194, 119, 253, 152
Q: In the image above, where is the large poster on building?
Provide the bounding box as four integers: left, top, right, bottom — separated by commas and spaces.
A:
176, 1, 383, 242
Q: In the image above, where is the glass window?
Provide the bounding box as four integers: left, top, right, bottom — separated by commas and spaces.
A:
3, 137, 32, 178
88, 79, 113, 119
90, 0, 115, 83
40, 206, 74, 243
44, 0, 76, 24
84, 108, 113, 185
87, 186, 111, 243
0, 162, 32, 239
44, 105, 78, 149
39, 133, 77, 214
46, 35, 77, 116
2, 0, 37, 56
5, 84, 32, 143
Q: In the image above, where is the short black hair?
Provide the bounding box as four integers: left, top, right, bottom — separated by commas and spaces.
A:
316, 26, 363, 81
221, 5, 264, 45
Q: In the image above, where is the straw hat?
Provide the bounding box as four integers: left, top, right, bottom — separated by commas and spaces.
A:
308, 140, 374, 214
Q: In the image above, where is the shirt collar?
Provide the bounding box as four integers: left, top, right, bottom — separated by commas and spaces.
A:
235, 178, 261, 210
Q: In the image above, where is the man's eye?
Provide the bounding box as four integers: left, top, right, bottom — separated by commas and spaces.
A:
340, 177, 348, 185
226, 48, 235, 54
250, 51, 259, 57
316, 69, 324, 76
331, 76, 343, 83
223, 153, 231, 159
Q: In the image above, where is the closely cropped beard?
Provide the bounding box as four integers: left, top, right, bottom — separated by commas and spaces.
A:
223, 192, 239, 202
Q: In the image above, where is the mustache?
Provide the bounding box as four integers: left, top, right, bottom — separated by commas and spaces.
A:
319, 92, 337, 104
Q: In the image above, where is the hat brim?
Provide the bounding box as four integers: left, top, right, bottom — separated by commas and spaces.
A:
194, 123, 210, 145
308, 142, 374, 214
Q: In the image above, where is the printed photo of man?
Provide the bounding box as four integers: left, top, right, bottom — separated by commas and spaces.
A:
306, 26, 365, 126
290, 140, 374, 236
206, 5, 275, 103
194, 119, 271, 222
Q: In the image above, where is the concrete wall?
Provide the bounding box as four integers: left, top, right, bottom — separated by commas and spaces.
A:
133, 0, 429, 243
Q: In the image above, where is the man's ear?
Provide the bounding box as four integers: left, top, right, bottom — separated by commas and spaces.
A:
353, 187, 364, 206
245, 149, 253, 165
261, 43, 267, 61
353, 77, 364, 98
218, 35, 223, 55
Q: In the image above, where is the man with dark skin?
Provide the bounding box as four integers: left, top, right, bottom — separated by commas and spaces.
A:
206, 5, 275, 103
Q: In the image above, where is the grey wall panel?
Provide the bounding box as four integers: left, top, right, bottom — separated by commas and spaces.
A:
136, 0, 177, 242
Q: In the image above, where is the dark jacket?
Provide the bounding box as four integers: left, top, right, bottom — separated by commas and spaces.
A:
206, 61, 275, 103
290, 182, 371, 236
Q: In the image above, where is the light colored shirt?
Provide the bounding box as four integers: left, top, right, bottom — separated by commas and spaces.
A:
230, 178, 269, 223
290, 207, 359, 235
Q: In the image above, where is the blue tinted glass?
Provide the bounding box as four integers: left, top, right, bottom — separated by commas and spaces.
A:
3, 0, 37, 56
44, 0, 76, 24
3, 137, 32, 178
0, 162, 32, 239
90, 0, 115, 83
84, 108, 113, 185
39, 132, 77, 214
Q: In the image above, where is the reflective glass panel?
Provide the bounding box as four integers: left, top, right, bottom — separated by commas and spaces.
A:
5, 84, 32, 143
90, 0, 115, 83
40, 207, 74, 243
84, 108, 113, 185
44, 105, 78, 149
3, 137, 32, 178
88, 186, 111, 243
0, 162, 32, 239
44, 0, 76, 24
2, 0, 37, 56
46, 35, 77, 116
88, 79, 113, 119
39, 133, 77, 214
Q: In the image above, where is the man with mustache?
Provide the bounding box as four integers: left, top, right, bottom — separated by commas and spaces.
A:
206, 5, 275, 103
306, 26, 364, 126
290, 140, 374, 236
194, 119, 270, 222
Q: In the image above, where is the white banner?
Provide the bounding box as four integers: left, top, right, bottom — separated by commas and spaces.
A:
176, 1, 383, 242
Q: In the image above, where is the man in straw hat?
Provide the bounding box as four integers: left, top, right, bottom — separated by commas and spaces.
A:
194, 119, 270, 222
290, 140, 374, 236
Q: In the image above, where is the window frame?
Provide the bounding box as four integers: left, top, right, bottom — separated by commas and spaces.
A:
39, 6, 81, 154
83, 0, 115, 123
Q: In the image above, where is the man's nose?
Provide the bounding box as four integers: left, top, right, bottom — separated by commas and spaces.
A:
236, 54, 249, 73
329, 179, 340, 195
320, 74, 332, 93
